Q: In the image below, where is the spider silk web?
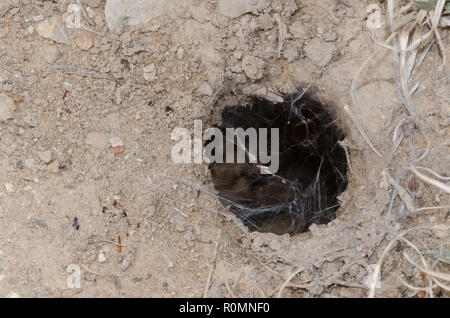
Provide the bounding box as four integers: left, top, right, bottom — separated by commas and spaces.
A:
208, 89, 348, 235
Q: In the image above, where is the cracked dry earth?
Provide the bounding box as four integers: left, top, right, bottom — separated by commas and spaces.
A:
0, 0, 448, 298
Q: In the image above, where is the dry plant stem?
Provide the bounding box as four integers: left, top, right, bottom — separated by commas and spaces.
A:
225, 279, 236, 297
344, 104, 383, 158
273, 13, 287, 58
77, 0, 95, 26
403, 252, 450, 281
351, 33, 396, 107
203, 228, 222, 298
368, 225, 449, 298
89, 239, 128, 248
415, 166, 450, 181
410, 166, 450, 193
397, 33, 430, 164
431, 277, 450, 292
415, 205, 450, 212
276, 268, 305, 298
383, 169, 416, 212
396, 274, 434, 294
431, 0, 447, 69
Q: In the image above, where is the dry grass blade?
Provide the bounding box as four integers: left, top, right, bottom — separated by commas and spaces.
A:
410, 166, 450, 193
403, 252, 450, 281
368, 225, 449, 297
276, 268, 305, 298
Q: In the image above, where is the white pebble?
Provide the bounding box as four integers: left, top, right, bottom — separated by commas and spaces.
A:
109, 136, 123, 147
38, 150, 52, 164
98, 250, 106, 263
4, 183, 13, 193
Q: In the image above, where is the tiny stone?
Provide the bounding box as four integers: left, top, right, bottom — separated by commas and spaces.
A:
109, 136, 124, 147
113, 146, 125, 155
268, 239, 282, 251
24, 116, 38, 127
98, 250, 107, 263
143, 64, 157, 82
121, 248, 135, 271
233, 50, 243, 60
289, 21, 307, 39
196, 82, 213, 96
63, 82, 73, 91
38, 150, 52, 164
0, 93, 15, 122
145, 205, 156, 217
414, 189, 423, 198
3, 82, 13, 92
434, 193, 441, 203
37, 16, 70, 44
255, 14, 274, 30
440, 118, 449, 127
304, 38, 334, 68
86, 7, 96, 19
184, 231, 195, 241
33, 14, 44, 22
173, 214, 187, 232
323, 30, 338, 42
86, 131, 109, 148
30, 218, 48, 229
94, 14, 104, 27
176, 47, 184, 59
74, 32, 94, 51
4, 183, 13, 193
436, 128, 446, 137
242, 55, 265, 80
38, 44, 61, 64
85, 0, 101, 7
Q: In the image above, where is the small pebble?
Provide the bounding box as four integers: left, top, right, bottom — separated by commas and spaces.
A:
4, 183, 13, 193
121, 248, 135, 271
0, 93, 15, 122
30, 218, 48, 229
436, 128, 446, 137
38, 44, 61, 64
323, 30, 338, 42
109, 136, 123, 147
63, 82, 73, 91
145, 205, 156, 218
98, 250, 106, 263
38, 150, 52, 164
434, 193, 441, 203
74, 32, 94, 51
142, 64, 157, 82
176, 47, 184, 59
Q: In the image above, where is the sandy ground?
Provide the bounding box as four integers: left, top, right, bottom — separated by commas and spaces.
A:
0, 0, 448, 298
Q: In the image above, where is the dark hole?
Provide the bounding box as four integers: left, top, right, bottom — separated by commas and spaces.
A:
207, 89, 348, 235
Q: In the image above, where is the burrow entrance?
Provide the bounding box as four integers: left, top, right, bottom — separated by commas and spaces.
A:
207, 89, 348, 235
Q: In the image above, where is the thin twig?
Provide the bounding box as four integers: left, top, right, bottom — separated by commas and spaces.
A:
203, 228, 222, 298
276, 268, 304, 298
410, 166, 450, 194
